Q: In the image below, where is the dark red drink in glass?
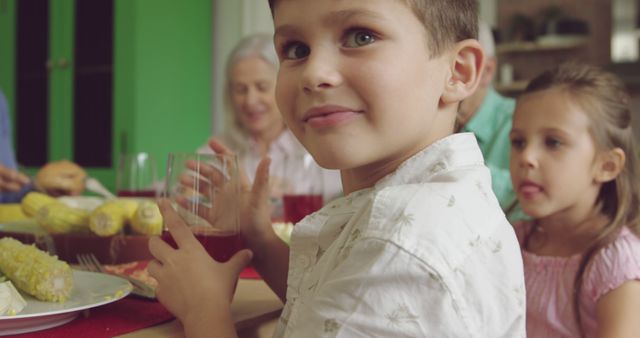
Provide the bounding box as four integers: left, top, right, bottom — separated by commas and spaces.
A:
161, 227, 244, 263
117, 190, 156, 198
282, 194, 323, 224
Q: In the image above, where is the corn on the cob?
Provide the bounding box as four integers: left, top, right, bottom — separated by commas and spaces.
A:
0, 204, 31, 223
35, 203, 90, 234
116, 198, 140, 220
131, 201, 163, 235
21, 192, 57, 217
89, 200, 129, 236
0, 237, 73, 302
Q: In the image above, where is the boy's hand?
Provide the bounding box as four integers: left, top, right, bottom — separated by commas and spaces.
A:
0, 164, 30, 193
147, 200, 253, 324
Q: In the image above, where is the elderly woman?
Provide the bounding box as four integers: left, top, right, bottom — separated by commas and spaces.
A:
199, 34, 341, 208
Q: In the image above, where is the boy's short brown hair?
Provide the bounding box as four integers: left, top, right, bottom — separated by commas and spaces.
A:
268, 0, 478, 57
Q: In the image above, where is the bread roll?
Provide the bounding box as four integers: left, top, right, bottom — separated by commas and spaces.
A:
35, 160, 87, 196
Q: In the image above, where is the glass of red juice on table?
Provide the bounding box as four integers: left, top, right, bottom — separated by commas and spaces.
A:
161, 153, 243, 263
277, 153, 325, 224
116, 153, 158, 198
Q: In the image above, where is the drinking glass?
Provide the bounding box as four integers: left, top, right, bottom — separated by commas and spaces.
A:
161, 153, 242, 263
274, 153, 325, 224
116, 153, 158, 198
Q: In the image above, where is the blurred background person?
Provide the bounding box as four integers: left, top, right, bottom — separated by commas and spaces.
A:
0, 89, 87, 202
0, 89, 32, 203
198, 34, 342, 217
457, 21, 516, 212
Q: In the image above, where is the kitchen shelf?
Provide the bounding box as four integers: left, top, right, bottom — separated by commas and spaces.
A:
495, 80, 529, 95
497, 36, 588, 54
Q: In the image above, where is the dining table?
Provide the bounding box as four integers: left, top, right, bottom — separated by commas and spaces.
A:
0, 218, 289, 337
119, 278, 283, 338
5, 275, 282, 338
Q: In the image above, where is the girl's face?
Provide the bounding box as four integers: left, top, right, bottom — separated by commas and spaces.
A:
509, 88, 603, 222
229, 56, 283, 137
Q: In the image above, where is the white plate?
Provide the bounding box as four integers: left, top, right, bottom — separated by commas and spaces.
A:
0, 270, 132, 336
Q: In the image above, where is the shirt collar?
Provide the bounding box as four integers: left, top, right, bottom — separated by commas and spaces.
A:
375, 133, 484, 190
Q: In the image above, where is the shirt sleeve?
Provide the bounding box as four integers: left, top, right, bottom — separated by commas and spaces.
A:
0, 183, 34, 204
0, 92, 18, 170
287, 237, 471, 338
583, 229, 640, 303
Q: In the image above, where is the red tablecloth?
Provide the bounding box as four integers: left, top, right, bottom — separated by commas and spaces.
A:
239, 266, 261, 279
12, 297, 173, 338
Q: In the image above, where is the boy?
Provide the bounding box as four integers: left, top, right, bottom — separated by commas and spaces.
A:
148, 0, 526, 337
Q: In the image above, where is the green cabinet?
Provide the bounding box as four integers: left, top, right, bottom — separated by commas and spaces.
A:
0, 0, 213, 192
0, 0, 120, 189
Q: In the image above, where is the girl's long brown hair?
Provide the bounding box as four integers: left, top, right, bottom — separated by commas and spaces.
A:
521, 63, 640, 336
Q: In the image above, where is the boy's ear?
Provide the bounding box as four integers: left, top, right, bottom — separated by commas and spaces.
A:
441, 39, 484, 105
594, 148, 625, 183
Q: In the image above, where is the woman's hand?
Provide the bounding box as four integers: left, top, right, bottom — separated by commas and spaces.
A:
207, 138, 278, 250
205, 138, 291, 300
147, 200, 253, 329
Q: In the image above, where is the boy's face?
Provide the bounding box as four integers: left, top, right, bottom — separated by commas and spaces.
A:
273, 0, 452, 176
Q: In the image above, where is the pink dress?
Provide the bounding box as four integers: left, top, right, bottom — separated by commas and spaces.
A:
515, 222, 640, 338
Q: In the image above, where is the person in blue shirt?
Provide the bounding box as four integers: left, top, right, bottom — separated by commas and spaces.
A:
0, 90, 88, 203
0, 90, 32, 203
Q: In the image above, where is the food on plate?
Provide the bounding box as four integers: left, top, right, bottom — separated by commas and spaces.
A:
34, 160, 87, 196
0, 279, 27, 316
89, 199, 140, 237
15, 192, 163, 238
35, 202, 90, 234
0, 237, 74, 302
272, 222, 294, 244
117, 198, 140, 220
21, 192, 57, 217
57, 195, 105, 212
131, 201, 163, 236
0, 204, 30, 223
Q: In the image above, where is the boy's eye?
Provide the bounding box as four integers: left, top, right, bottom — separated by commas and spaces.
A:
282, 42, 310, 60
344, 29, 376, 48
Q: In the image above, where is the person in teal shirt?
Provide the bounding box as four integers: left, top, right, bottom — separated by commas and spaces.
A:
457, 22, 517, 213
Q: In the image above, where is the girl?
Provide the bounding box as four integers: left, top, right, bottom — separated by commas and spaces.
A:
510, 62, 640, 337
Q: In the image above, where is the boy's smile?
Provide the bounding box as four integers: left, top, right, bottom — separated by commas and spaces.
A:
272, 0, 458, 193
302, 104, 363, 129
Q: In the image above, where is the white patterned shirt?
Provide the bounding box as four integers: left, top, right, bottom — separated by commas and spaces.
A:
273, 133, 526, 338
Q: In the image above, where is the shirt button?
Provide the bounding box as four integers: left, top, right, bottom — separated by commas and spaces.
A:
296, 255, 311, 268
